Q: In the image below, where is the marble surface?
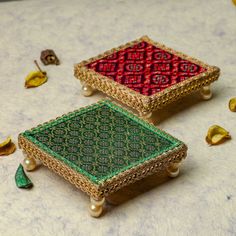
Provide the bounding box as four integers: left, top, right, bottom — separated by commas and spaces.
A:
0, 0, 236, 235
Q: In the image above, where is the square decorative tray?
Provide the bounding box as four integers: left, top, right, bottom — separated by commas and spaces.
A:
18, 100, 187, 217
74, 36, 220, 118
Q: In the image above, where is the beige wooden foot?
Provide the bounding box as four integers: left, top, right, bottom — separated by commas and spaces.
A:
81, 84, 94, 97
166, 162, 181, 178
89, 197, 105, 218
22, 151, 37, 171
200, 85, 212, 100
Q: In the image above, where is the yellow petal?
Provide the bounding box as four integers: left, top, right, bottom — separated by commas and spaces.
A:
233, 0, 236, 5
0, 136, 11, 148
229, 97, 236, 112
0, 137, 16, 156
25, 71, 47, 88
206, 125, 231, 145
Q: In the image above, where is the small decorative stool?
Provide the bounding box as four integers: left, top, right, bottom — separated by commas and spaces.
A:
74, 36, 220, 118
18, 100, 187, 217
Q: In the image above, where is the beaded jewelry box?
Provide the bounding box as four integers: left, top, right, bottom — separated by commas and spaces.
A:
74, 36, 220, 118
18, 100, 187, 217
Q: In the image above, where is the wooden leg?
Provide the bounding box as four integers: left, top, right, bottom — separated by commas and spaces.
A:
22, 151, 37, 171
89, 197, 105, 218
200, 85, 212, 100
81, 83, 94, 97
166, 162, 181, 178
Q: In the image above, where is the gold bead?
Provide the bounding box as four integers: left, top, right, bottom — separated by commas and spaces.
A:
82, 85, 93, 97
201, 91, 212, 100
167, 164, 180, 178
23, 157, 36, 171
89, 204, 103, 218
200, 86, 212, 100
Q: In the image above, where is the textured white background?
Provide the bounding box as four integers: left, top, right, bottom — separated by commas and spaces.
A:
0, 0, 236, 235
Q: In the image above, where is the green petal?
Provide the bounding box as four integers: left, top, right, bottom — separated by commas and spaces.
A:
15, 164, 33, 189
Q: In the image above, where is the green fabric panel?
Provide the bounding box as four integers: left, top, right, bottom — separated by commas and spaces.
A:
21, 100, 182, 184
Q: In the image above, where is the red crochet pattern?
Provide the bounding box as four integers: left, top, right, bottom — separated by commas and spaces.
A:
86, 41, 206, 96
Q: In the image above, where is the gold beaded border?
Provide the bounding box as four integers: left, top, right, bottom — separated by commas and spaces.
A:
99, 144, 187, 196
18, 135, 187, 199
74, 36, 220, 114
18, 135, 101, 199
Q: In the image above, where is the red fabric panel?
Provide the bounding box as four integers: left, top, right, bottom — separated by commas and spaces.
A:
86, 41, 206, 96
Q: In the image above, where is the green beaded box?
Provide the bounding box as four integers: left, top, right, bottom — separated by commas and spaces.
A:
18, 100, 187, 199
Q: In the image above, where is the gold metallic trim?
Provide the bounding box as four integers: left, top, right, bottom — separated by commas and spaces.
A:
74, 36, 220, 113
18, 135, 187, 199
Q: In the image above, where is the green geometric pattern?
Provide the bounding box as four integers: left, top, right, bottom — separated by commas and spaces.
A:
21, 100, 182, 184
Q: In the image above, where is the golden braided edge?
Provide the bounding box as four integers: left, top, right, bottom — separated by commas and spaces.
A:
149, 73, 220, 111
18, 135, 101, 199
98, 144, 187, 196
74, 36, 220, 114
18, 134, 187, 199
